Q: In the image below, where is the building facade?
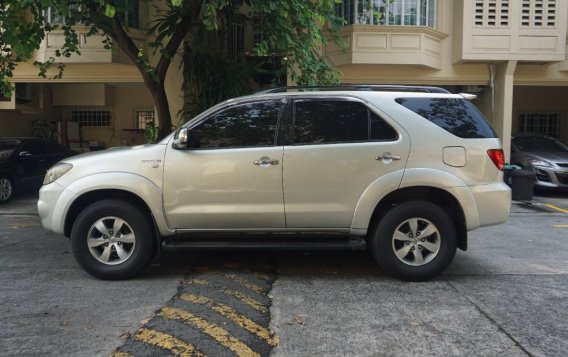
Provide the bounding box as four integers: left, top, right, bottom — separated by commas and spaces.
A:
329, 0, 568, 160
0, 1, 180, 149
1, 0, 568, 160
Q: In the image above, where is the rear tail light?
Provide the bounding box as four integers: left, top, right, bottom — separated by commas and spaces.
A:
487, 149, 505, 171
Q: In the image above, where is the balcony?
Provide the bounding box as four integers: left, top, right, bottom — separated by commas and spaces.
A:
326, 25, 447, 70
454, 0, 568, 63
32, 26, 145, 64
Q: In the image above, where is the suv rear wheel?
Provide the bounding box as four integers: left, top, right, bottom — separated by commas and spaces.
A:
371, 201, 457, 281
71, 200, 155, 280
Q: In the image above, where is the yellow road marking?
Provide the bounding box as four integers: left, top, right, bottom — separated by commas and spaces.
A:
224, 274, 265, 294
221, 288, 269, 313
180, 293, 279, 346
111, 352, 135, 357
553, 224, 568, 228
158, 306, 260, 357
182, 279, 269, 313
133, 328, 204, 357
545, 204, 568, 215
183, 278, 209, 286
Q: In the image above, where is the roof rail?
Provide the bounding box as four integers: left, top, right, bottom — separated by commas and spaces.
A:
256, 84, 450, 94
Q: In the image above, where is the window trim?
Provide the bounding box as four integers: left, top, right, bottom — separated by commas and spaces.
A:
289, 97, 399, 146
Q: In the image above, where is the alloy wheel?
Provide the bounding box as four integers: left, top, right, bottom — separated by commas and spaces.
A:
0, 178, 12, 202
87, 216, 136, 265
392, 217, 441, 266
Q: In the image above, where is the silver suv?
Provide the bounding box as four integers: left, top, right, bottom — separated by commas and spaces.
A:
38, 85, 511, 281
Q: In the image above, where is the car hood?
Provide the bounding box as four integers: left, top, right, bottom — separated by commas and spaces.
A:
524, 151, 568, 165
59, 143, 168, 182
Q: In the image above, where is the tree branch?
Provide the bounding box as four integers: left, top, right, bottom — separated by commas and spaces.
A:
109, 15, 144, 78
155, 1, 195, 82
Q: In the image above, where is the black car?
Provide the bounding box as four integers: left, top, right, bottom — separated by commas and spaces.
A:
0, 138, 74, 203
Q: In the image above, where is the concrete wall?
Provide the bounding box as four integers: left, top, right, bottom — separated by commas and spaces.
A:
76, 84, 153, 147
0, 85, 62, 138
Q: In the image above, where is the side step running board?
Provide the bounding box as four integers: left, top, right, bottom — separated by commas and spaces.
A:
162, 236, 366, 251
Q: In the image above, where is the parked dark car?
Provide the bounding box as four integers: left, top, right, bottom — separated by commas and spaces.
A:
510, 134, 568, 190
0, 137, 74, 203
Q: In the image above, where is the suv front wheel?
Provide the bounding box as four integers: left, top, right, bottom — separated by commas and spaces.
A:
71, 200, 155, 280
371, 201, 457, 281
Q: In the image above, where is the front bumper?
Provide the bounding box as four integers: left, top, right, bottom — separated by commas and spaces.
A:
38, 182, 74, 235
532, 166, 568, 189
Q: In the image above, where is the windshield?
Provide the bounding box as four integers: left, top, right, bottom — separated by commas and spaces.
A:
0, 139, 20, 161
513, 136, 568, 152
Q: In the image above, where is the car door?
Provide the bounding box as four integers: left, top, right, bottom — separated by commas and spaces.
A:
17, 139, 51, 189
163, 99, 286, 230
283, 97, 410, 228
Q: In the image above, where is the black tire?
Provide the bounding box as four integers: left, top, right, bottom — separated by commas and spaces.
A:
0, 176, 14, 204
71, 199, 155, 280
370, 201, 457, 282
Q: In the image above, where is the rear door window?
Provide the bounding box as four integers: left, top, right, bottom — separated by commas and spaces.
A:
292, 99, 398, 145
395, 97, 496, 138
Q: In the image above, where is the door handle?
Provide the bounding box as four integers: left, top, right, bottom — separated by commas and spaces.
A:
375, 152, 401, 162
254, 157, 279, 167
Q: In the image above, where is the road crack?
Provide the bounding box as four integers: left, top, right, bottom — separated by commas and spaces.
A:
445, 279, 534, 357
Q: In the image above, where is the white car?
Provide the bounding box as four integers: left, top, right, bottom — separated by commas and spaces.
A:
38, 85, 511, 281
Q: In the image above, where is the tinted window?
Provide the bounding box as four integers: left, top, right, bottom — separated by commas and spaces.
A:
189, 101, 281, 149
0, 139, 20, 161
293, 100, 397, 144
371, 112, 398, 140
396, 97, 496, 138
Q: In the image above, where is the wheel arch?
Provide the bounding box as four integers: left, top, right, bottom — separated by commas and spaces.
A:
366, 186, 468, 251
65, 189, 147, 234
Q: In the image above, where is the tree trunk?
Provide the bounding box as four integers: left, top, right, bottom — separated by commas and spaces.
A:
152, 84, 174, 140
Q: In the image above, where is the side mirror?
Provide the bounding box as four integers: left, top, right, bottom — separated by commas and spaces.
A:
172, 128, 188, 150
18, 151, 32, 157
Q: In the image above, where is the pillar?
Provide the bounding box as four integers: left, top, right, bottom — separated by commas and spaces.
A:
493, 60, 517, 162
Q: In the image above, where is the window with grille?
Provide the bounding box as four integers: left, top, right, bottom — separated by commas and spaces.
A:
135, 108, 156, 129
518, 112, 560, 138
67, 107, 113, 128
474, 0, 510, 27
521, 0, 556, 27
335, 0, 437, 27
228, 16, 245, 54
253, 18, 266, 48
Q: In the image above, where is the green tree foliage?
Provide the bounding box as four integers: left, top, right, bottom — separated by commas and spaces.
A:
0, 0, 341, 139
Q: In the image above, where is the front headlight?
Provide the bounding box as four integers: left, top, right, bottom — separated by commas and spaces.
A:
527, 159, 553, 168
43, 163, 73, 185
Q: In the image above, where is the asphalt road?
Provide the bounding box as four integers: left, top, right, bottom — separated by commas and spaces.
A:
0, 191, 567, 356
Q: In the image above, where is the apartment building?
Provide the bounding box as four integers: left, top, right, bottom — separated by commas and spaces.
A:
329, 0, 568, 159
0, 1, 175, 148
1, 0, 568, 159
